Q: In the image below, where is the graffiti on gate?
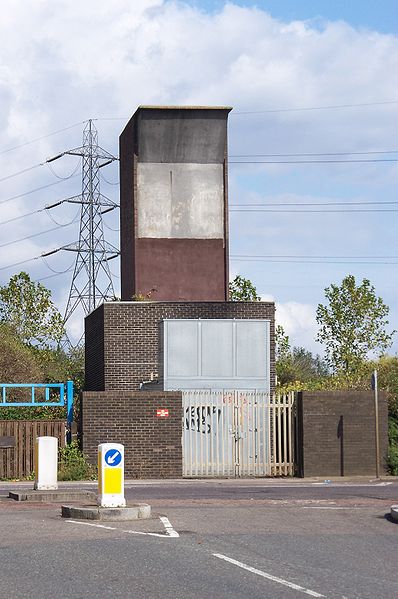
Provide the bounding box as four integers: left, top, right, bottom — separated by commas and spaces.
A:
185, 406, 222, 434
222, 392, 249, 406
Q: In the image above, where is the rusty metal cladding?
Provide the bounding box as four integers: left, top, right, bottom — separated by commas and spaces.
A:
119, 106, 232, 301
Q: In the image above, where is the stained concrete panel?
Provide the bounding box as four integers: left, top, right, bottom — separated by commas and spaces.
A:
137, 163, 224, 239
137, 108, 230, 163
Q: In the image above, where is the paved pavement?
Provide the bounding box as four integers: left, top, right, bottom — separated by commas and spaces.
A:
0, 478, 397, 599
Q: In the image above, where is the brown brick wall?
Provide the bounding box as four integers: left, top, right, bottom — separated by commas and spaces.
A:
85, 304, 105, 391
82, 391, 182, 478
297, 390, 388, 477
85, 301, 275, 392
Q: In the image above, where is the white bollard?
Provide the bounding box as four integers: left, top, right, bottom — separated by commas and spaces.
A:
34, 436, 58, 490
97, 443, 126, 508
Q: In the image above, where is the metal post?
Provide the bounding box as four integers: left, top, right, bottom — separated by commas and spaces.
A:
66, 380, 74, 445
372, 369, 380, 478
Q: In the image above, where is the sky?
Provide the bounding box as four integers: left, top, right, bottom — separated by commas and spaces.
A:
0, 0, 397, 356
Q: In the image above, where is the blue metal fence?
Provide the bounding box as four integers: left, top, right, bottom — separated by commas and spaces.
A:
0, 381, 74, 424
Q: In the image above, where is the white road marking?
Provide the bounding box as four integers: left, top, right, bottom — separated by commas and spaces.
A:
176, 482, 393, 489
213, 553, 325, 598
159, 516, 180, 537
66, 520, 118, 530
65, 517, 179, 538
302, 506, 356, 510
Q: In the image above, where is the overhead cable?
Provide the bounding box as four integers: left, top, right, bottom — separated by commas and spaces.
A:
46, 159, 81, 180
0, 122, 84, 156
0, 176, 79, 206
0, 162, 45, 183
230, 150, 398, 157
0, 256, 39, 272
230, 256, 398, 265
230, 200, 398, 207
0, 220, 78, 250
233, 100, 398, 115
230, 208, 398, 213
229, 158, 398, 164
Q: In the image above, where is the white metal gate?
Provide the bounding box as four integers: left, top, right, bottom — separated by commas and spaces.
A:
182, 390, 295, 477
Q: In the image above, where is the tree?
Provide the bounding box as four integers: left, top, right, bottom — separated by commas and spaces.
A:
0, 272, 65, 348
0, 323, 43, 383
229, 275, 261, 301
276, 325, 328, 385
316, 275, 395, 375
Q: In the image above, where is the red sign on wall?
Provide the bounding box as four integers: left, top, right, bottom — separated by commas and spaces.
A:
156, 408, 169, 418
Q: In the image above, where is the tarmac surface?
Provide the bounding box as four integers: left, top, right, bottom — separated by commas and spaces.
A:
0, 477, 397, 599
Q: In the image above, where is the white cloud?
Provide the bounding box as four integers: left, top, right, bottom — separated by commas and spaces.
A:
275, 300, 321, 354
0, 1, 397, 349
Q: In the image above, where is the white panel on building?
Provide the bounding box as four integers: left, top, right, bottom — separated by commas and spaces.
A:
137, 163, 224, 239
167, 320, 198, 377
201, 320, 233, 377
163, 319, 270, 391
236, 320, 268, 378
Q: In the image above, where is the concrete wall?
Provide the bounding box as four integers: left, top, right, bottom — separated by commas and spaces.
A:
82, 391, 182, 479
296, 390, 389, 477
119, 106, 231, 301
85, 300, 275, 393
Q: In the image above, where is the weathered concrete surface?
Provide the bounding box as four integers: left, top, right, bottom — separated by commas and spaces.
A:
61, 502, 151, 521
9, 490, 96, 502
137, 163, 223, 239
135, 106, 231, 164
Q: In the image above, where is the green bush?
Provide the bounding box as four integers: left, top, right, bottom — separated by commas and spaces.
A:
58, 441, 96, 481
387, 417, 398, 475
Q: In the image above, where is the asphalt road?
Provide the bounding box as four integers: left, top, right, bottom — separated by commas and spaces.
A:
0, 478, 397, 599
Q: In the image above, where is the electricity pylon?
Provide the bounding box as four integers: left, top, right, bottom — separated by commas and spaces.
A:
43, 120, 119, 343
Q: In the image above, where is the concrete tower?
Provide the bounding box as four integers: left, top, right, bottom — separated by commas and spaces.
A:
119, 105, 232, 301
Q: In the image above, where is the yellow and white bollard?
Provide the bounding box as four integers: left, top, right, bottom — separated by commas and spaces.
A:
34, 436, 58, 490
98, 443, 126, 508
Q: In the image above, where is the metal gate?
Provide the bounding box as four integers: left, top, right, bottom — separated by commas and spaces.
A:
182, 390, 295, 477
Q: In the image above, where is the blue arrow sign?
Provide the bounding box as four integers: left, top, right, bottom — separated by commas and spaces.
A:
104, 448, 122, 467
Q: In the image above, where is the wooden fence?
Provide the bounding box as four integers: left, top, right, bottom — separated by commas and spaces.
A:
0, 420, 65, 479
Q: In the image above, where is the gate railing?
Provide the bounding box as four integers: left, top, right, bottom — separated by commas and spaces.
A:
0, 381, 74, 424
269, 392, 295, 476
182, 390, 295, 478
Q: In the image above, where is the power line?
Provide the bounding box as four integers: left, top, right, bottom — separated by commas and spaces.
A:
231, 200, 398, 207
100, 171, 120, 185
45, 207, 80, 227
232, 254, 398, 259
0, 220, 78, 251
0, 177, 79, 206
229, 158, 398, 164
38, 270, 73, 282
230, 150, 398, 157
233, 100, 398, 115
0, 122, 84, 156
230, 208, 398, 213
41, 256, 75, 275
0, 162, 45, 183
103, 221, 120, 232
46, 159, 81, 180
230, 256, 398, 265
0, 208, 44, 227
0, 198, 76, 228
0, 256, 39, 272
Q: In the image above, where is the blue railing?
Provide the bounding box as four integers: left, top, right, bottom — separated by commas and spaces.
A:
0, 381, 74, 424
